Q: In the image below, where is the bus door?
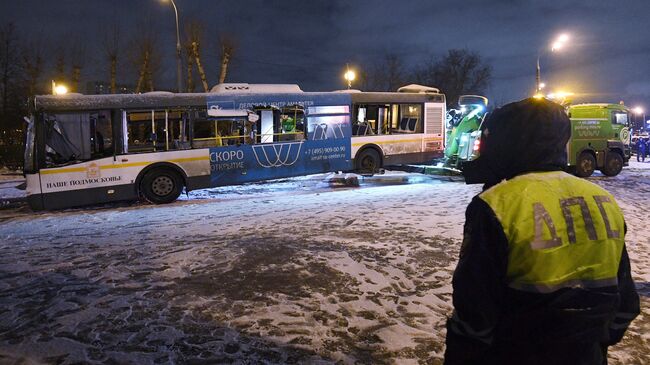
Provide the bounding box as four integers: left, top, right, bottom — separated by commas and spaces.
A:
257, 108, 276, 143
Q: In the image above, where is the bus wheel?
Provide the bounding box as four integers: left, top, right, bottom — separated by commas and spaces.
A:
600, 152, 623, 176
575, 152, 596, 177
356, 148, 381, 175
140, 168, 183, 204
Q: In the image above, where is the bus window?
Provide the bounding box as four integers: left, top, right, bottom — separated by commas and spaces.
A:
90, 111, 113, 158
193, 112, 249, 148
395, 104, 423, 134
167, 110, 190, 149
43, 112, 92, 167
353, 104, 390, 136
193, 116, 220, 148
280, 105, 305, 142
126, 110, 190, 152
307, 115, 348, 140
126, 111, 155, 153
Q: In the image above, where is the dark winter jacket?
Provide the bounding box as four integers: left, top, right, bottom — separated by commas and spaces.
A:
638, 139, 647, 154
445, 99, 640, 365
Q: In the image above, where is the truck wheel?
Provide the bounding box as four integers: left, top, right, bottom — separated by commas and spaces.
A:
356, 148, 381, 175
600, 152, 623, 176
575, 152, 596, 177
140, 168, 184, 204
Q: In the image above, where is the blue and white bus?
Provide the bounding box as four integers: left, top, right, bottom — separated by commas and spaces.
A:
23, 84, 446, 209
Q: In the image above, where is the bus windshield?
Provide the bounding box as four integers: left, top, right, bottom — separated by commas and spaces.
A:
23, 116, 36, 173
43, 112, 113, 167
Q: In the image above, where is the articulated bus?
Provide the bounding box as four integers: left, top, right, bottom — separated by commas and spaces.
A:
23, 84, 446, 210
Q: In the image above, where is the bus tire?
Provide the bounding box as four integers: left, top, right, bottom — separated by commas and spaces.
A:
140, 168, 184, 204
356, 148, 381, 175
600, 151, 623, 176
575, 152, 596, 178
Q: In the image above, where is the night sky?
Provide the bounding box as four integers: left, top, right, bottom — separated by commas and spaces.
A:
2, 0, 650, 107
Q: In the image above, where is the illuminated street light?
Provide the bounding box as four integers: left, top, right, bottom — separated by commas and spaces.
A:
160, 0, 182, 93
633, 106, 645, 131
539, 82, 546, 89
52, 80, 68, 95
54, 85, 68, 95
536, 33, 570, 94
344, 65, 356, 89
557, 33, 570, 43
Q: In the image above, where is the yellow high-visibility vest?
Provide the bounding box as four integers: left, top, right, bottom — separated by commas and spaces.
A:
480, 171, 625, 293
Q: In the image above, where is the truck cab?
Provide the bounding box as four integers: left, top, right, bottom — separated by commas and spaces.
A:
567, 103, 630, 177
444, 95, 488, 168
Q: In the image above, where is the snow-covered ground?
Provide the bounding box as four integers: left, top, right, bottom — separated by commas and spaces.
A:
0, 168, 23, 202
0, 164, 648, 364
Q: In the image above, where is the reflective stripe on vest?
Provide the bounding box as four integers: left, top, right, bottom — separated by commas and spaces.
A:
479, 171, 625, 293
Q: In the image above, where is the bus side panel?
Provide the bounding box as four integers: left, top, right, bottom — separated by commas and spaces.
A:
206, 92, 353, 186
40, 183, 139, 210
34, 149, 211, 209
35, 156, 138, 209
208, 138, 352, 186
351, 135, 433, 165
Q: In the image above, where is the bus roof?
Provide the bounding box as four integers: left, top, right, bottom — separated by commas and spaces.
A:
33, 88, 446, 112
33, 91, 327, 112
34, 92, 210, 111
350, 92, 445, 104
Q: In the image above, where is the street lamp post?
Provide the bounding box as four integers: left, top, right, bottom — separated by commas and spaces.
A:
163, 0, 182, 93
344, 64, 356, 89
535, 34, 569, 95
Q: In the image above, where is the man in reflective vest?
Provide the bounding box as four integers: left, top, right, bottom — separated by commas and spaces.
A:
444, 98, 639, 364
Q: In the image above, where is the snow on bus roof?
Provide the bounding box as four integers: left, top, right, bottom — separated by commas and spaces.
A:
34, 92, 209, 111
397, 84, 440, 94
209, 83, 303, 93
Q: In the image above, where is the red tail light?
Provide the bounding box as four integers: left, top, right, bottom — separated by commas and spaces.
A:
473, 139, 480, 151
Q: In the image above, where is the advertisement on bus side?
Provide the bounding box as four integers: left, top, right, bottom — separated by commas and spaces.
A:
209, 135, 351, 185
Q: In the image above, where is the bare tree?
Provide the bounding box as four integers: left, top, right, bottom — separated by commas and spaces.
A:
192, 41, 209, 92
414, 49, 491, 106
0, 23, 21, 115
0, 22, 28, 160
184, 42, 195, 92
130, 25, 161, 93
218, 35, 236, 85
184, 21, 209, 92
21, 35, 45, 97
102, 22, 121, 93
54, 49, 66, 85
363, 53, 408, 92
70, 39, 86, 92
